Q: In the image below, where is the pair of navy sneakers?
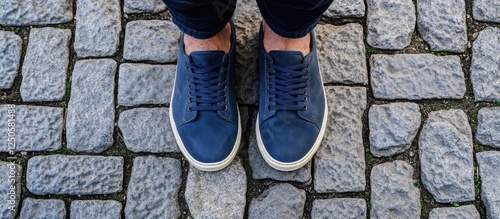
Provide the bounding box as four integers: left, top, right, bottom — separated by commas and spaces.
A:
169, 21, 328, 172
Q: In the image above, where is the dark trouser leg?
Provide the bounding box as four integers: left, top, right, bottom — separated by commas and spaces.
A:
162, 0, 236, 39
256, 0, 334, 38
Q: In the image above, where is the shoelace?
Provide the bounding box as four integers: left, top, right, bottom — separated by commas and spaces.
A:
268, 59, 309, 111
187, 60, 227, 111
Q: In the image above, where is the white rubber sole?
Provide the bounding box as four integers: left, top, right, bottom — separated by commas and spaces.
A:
169, 72, 241, 172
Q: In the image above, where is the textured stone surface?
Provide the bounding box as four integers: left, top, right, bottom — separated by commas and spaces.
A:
0, 161, 22, 219
311, 198, 366, 219
470, 27, 500, 101
125, 156, 181, 219
0, 0, 73, 25
0, 105, 63, 152
370, 54, 466, 100
248, 117, 311, 183
429, 205, 480, 219
476, 107, 500, 148
417, 0, 467, 52
74, 0, 121, 57
118, 63, 174, 106
21, 28, 70, 101
316, 24, 367, 84
314, 86, 367, 193
473, 0, 500, 23
419, 110, 474, 203
185, 158, 246, 219
26, 155, 123, 195
71, 200, 121, 219
233, 0, 260, 105
124, 20, 179, 63
124, 0, 166, 13
477, 151, 500, 219
119, 108, 178, 153
369, 103, 421, 157
66, 59, 116, 153
367, 0, 415, 49
0, 31, 22, 89
324, 0, 365, 18
249, 183, 306, 219
20, 198, 66, 219
370, 161, 420, 219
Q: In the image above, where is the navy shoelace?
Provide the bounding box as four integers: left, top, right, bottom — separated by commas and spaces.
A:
268, 59, 309, 111
187, 60, 227, 111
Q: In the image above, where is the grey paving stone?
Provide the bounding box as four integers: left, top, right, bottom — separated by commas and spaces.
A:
476, 107, 500, 148
324, 0, 365, 18
314, 86, 367, 193
20, 28, 70, 101
66, 59, 116, 153
26, 155, 123, 195
0, 31, 22, 89
74, 0, 121, 57
233, 0, 260, 105
118, 63, 174, 106
70, 200, 121, 219
249, 183, 306, 219
477, 151, 500, 219
20, 198, 66, 219
125, 156, 181, 219
370, 160, 421, 219
370, 54, 466, 100
473, 0, 500, 23
471, 27, 500, 102
316, 24, 367, 84
429, 205, 480, 219
248, 116, 311, 183
419, 109, 474, 203
124, 20, 179, 63
0, 0, 73, 26
124, 0, 166, 13
311, 198, 366, 219
0, 161, 22, 219
185, 157, 246, 219
0, 105, 63, 152
369, 103, 421, 157
367, 0, 416, 50
417, 0, 467, 52
118, 108, 178, 153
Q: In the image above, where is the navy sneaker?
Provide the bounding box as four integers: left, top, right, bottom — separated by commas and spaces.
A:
169, 21, 241, 171
256, 26, 328, 171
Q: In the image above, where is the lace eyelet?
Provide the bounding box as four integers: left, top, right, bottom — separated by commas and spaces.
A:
266, 105, 270, 110
188, 107, 192, 112
224, 97, 228, 102
188, 98, 191, 103
304, 97, 308, 102
304, 106, 308, 111
224, 105, 228, 111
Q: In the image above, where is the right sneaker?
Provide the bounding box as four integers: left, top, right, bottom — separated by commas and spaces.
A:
255, 25, 328, 171
169, 21, 241, 172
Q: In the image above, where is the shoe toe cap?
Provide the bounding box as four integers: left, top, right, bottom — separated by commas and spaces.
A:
259, 117, 320, 163
178, 120, 238, 164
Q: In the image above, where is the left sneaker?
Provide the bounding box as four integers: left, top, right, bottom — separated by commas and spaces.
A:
256, 26, 328, 171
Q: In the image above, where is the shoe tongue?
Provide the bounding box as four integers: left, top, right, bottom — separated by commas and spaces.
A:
269, 51, 304, 66
189, 51, 226, 68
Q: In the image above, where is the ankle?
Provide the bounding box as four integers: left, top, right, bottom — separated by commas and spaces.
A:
184, 23, 231, 55
262, 21, 310, 55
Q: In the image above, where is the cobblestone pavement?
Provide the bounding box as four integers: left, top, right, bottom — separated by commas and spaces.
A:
0, 0, 499, 218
